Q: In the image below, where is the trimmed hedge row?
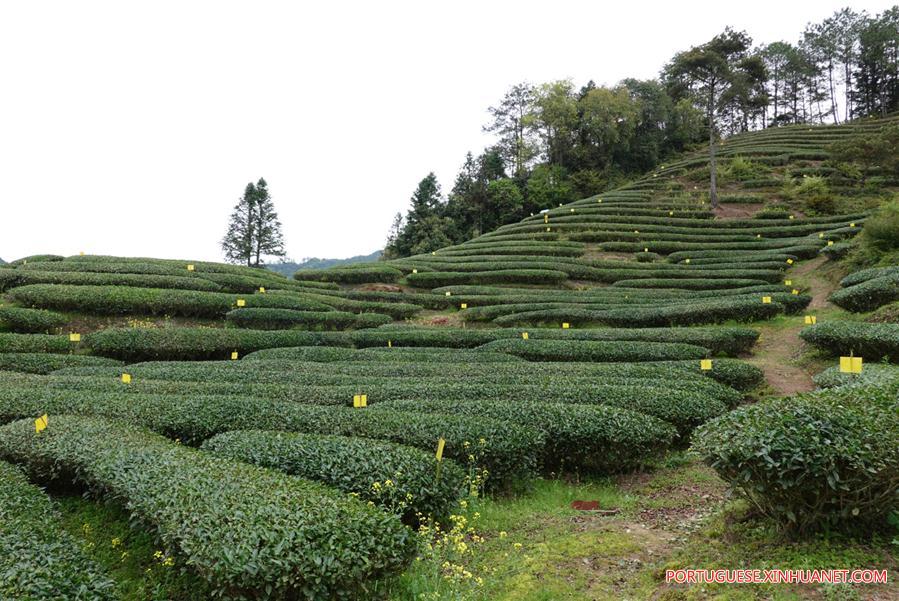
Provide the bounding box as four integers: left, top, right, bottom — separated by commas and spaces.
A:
202, 430, 465, 521
294, 264, 404, 284
0, 333, 71, 354
84, 327, 350, 361
476, 339, 709, 362
244, 346, 523, 363
0, 416, 416, 599
0, 307, 67, 333
30, 373, 729, 435
610, 278, 769, 290
1, 269, 223, 292
693, 393, 899, 534
0, 353, 121, 375
0, 388, 541, 489
829, 273, 899, 313
225, 308, 393, 330
406, 269, 569, 287
0, 460, 116, 600
799, 322, 899, 362
267, 291, 422, 320
492, 297, 786, 328
376, 400, 676, 470
7, 284, 333, 318
840, 266, 899, 287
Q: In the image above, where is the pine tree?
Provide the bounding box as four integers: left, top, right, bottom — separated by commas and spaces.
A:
221, 178, 286, 267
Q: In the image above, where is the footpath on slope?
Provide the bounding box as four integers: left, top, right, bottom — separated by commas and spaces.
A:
745, 255, 836, 396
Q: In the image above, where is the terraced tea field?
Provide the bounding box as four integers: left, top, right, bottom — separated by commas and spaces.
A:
1, 116, 897, 600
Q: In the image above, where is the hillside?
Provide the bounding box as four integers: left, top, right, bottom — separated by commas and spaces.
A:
0, 117, 897, 600
265, 250, 382, 277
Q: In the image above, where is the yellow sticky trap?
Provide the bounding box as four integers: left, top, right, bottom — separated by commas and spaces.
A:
387, 339, 392, 348
68, 333, 81, 343
79, 251, 85, 256
187, 264, 195, 271
431, 251, 436, 255
669, 211, 674, 216
562, 322, 570, 329
762, 296, 772, 304
445, 291, 452, 297
258, 287, 265, 293
850, 222, 856, 227
819, 233, 824, 238
546, 227, 551, 232
785, 280, 792, 286
544, 214, 549, 223
412, 269, 418, 274
121, 373, 132, 384
827, 240, 834, 246
460, 303, 467, 310
435, 437, 446, 462
700, 359, 713, 371
231, 351, 239, 360
597, 199, 602, 203
353, 394, 367, 408
236, 299, 246, 307
634, 230, 639, 234
685, 258, 691, 264
804, 315, 817, 325
789, 215, 795, 220
644, 248, 649, 253
570, 208, 575, 212
756, 234, 761, 238
35, 414, 48, 433
521, 332, 529, 340
792, 289, 800, 295
840, 357, 863, 374
787, 259, 794, 265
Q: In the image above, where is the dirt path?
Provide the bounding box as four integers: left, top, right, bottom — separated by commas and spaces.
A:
746, 256, 837, 396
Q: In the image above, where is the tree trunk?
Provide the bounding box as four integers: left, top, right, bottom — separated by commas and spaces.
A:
707, 88, 718, 210
828, 62, 839, 124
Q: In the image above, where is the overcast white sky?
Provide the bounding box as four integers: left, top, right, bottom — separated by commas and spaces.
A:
0, 1, 894, 263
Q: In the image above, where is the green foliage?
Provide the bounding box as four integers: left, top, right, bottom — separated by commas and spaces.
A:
0, 416, 416, 599
202, 430, 466, 522
406, 269, 569, 287
7, 284, 332, 318
0, 333, 70, 354
84, 327, 350, 361
694, 393, 899, 534
0, 269, 223, 292
799, 322, 899, 362
0, 388, 542, 490
0, 307, 67, 333
221, 178, 286, 267
225, 308, 393, 330
0, 460, 117, 600
377, 400, 676, 472
294, 263, 404, 283
829, 273, 899, 312
0, 353, 121, 374
477, 338, 709, 362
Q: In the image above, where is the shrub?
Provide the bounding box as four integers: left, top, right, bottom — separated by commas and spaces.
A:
0, 460, 116, 600
829, 273, 899, 312
477, 339, 709, 362
244, 346, 522, 363
0, 333, 70, 354
202, 430, 465, 522
376, 400, 676, 472
8, 254, 64, 266
0, 353, 121, 374
3, 270, 223, 292
0, 416, 416, 599
610, 278, 769, 290
857, 199, 899, 256
294, 264, 404, 284
799, 322, 899, 361
840, 265, 899, 287
693, 396, 899, 534
225, 308, 393, 330
406, 269, 569, 288
0, 307, 67, 333
7, 284, 332, 318
84, 327, 351, 361
0, 389, 541, 490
